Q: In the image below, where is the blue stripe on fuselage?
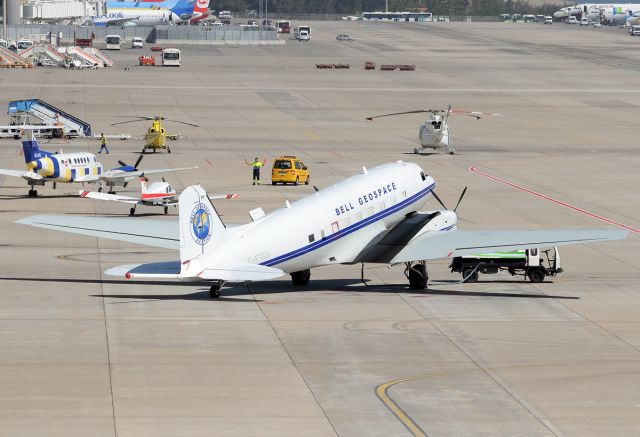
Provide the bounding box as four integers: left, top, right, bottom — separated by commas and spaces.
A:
261, 182, 435, 267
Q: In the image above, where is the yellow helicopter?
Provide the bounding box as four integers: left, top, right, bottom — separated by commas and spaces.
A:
111, 116, 199, 153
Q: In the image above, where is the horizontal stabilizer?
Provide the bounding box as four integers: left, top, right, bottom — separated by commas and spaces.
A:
105, 261, 181, 279
390, 229, 628, 263
0, 169, 43, 181
197, 262, 285, 281
16, 215, 179, 249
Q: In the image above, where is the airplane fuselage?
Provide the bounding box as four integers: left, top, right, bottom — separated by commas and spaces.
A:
190, 162, 454, 275
28, 152, 103, 182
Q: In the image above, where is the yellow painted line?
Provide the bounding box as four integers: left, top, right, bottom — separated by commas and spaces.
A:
375, 370, 476, 436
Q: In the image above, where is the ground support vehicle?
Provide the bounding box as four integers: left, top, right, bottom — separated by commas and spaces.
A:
271, 156, 310, 185
450, 247, 562, 283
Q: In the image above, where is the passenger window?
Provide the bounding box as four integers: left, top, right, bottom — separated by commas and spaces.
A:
420, 171, 426, 181
308, 234, 315, 243
295, 162, 301, 170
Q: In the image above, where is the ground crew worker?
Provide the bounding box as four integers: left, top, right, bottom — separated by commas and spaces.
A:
98, 133, 109, 154
245, 157, 266, 185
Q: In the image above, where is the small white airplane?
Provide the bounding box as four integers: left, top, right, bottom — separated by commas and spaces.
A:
80, 176, 239, 216
0, 133, 196, 197
367, 105, 501, 155
17, 161, 626, 298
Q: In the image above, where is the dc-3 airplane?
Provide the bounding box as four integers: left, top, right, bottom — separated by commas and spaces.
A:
0, 134, 196, 197
80, 176, 239, 216
367, 105, 501, 155
17, 162, 627, 298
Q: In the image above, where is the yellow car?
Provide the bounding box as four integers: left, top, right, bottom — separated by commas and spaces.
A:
271, 156, 310, 185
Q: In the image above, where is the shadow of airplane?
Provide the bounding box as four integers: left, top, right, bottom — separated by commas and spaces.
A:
0, 276, 579, 301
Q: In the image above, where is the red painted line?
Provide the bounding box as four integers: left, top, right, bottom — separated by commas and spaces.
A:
205, 159, 212, 166
469, 166, 639, 235
329, 150, 342, 158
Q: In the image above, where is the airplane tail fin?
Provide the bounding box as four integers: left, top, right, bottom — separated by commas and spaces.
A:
139, 176, 149, 194
178, 185, 228, 266
22, 133, 50, 163
193, 0, 210, 14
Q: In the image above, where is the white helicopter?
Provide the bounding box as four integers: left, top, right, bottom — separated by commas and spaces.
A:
367, 105, 501, 155
80, 176, 239, 216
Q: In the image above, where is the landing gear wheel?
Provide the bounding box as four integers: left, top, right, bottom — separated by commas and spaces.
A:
168, 148, 171, 154
209, 281, 224, 298
28, 189, 37, 197
129, 207, 136, 216
142, 148, 146, 154
294, 176, 299, 186
527, 268, 545, 283
414, 147, 419, 154
407, 263, 428, 290
462, 268, 478, 283
291, 269, 311, 286
108, 190, 116, 195
164, 206, 169, 214
98, 186, 103, 193
448, 148, 455, 155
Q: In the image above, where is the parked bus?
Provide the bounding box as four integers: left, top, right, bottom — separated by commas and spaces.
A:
277, 20, 291, 33
162, 48, 181, 66
105, 35, 121, 50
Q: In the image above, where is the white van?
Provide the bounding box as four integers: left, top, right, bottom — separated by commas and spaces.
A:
631, 25, 640, 36
105, 35, 121, 50
579, 17, 589, 26
567, 16, 578, 24
162, 48, 180, 66
131, 37, 143, 49
544, 16, 553, 24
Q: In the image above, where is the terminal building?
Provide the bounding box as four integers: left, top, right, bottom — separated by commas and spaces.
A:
14, 0, 104, 23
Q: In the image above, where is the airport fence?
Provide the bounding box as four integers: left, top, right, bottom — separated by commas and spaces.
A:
2, 25, 279, 44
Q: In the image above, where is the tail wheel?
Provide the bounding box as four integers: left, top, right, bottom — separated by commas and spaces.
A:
164, 206, 169, 214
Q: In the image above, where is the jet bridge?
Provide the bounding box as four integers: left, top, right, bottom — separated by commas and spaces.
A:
8, 99, 92, 137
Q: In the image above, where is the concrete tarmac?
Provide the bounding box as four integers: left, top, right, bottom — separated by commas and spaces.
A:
0, 21, 639, 437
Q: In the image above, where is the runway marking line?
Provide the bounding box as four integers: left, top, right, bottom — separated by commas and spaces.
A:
205, 159, 213, 166
469, 166, 639, 235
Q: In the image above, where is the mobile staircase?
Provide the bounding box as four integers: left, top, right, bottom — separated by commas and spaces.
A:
8, 99, 92, 137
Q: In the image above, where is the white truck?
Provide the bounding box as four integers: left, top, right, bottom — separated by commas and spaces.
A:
295, 25, 311, 41
450, 247, 562, 283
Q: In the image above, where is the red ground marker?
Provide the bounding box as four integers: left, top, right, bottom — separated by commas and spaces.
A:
469, 166, 639, 235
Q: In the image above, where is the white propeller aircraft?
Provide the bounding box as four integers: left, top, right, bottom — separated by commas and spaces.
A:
367, 105, 501, 155
0, 133, 196, 197
80, 176, 239, 216
17, 161, 626, 297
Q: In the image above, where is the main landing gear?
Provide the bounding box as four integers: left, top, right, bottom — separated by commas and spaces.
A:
405, 261, 428, 290
291, 269, 311, 286
209, 281, 225, 298
28, 189, 38, 197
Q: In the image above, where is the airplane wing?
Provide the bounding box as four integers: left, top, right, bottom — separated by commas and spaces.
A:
105, 260, 285, 282
0, 169, 44, 181
74, 175, 101, 183
79, 190, 141, 205
360, 229, 628, 264
16, 215, 179, 249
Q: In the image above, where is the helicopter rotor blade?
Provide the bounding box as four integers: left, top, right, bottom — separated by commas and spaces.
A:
430, 190, 448, 210
110, 119, 146, 126
450, 109, 503, 120
444, 104, 452, 124
117, 160, 127, 167
134, 154, 144, 169
163, 119, 200, 127
453, 186, 468, 212
366, 109, 430, 121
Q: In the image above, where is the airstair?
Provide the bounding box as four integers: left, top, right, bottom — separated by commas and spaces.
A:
65, 46, 105, 67
8, 99, 92, 137
0, 46, 31, 68
86, 47, 114, 67
19, 44, 66, 65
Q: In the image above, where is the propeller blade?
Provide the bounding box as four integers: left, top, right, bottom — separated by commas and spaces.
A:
164, 119, 200, 127
453, 186, 468, 212
366, 109, 430, 121
430, 190, 448, 210
123, 182, 129, 188
134, 154, 144, 169
117, 160, 127, 167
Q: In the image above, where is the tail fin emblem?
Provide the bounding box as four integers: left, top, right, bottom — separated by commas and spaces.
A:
190, 203, 211, 244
